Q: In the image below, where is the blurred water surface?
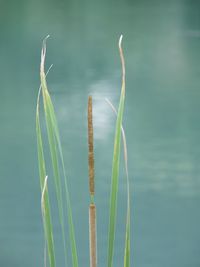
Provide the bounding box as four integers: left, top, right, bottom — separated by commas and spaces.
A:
0, 0, 200, 266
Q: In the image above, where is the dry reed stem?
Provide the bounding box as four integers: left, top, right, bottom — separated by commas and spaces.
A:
88, 96, 95, 195
89, 204, 97, 267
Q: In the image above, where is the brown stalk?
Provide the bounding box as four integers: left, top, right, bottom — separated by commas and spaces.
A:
88, 95, 95, 195
88, 96, 97, 267
89, 204, 97, 267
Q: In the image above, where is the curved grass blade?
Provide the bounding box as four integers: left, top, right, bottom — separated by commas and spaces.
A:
105, 99, 130, 267
121, 129, 130, 267
43, 80, 79, 267
36, 87, 56, 267
40, 37, 79, 267
107, 35, 126, 267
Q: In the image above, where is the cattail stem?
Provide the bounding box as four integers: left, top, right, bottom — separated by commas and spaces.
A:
88, 96, 97, 267
89, 204, 97, 267
88, 96, 95, 196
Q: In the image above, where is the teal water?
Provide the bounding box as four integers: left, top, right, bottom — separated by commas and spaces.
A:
0, 0, 200, 266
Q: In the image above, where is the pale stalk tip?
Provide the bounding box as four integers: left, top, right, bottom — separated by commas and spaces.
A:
41, 35, 50, 71
42, 35, 50, 48
119, 34, 123, 48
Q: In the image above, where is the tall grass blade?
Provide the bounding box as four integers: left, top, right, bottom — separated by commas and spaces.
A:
105, 99, 130, 267
36, 87, 56, 267
43, 74, 79, 267
107, 35, 126, 267
40, 37, 79, 267
121, 126, 130, 267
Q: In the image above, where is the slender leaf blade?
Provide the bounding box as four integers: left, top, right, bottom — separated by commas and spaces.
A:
105, 98, 130, 267
40, 37, 79, 267
36, 90, 56, 267
45, 77, 79, 267
40, 50, 68, 266
121, 126, 130, 267
107, 35, 126, 267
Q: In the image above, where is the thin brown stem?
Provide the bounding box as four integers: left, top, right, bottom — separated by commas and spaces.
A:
88, 96, 97, 267
89, 204, 97, 267
88, 96, 95, 196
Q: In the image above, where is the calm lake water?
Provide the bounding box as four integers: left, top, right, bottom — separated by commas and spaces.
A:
0, 0, 200, 266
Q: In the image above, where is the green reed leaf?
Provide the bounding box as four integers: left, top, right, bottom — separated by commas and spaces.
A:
36, 87, 56, 267
107, 35, 126, 267
122, 132, 130, 267
40, 37, 78, 267
105, 98, 130, 267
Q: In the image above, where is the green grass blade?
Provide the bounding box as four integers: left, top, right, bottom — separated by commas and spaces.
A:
120, 124, 130, 267
107, 35, 126, 267
36, 88, 56, 267
40, 38, 68, 265
124, 211, 130, 267
105, 98, 130, 267
46, 89, 79, 267
40, 37, 79, 267
121, 131, 130, 267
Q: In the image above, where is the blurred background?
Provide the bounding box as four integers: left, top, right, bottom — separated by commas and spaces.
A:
0, 0, 200, 266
